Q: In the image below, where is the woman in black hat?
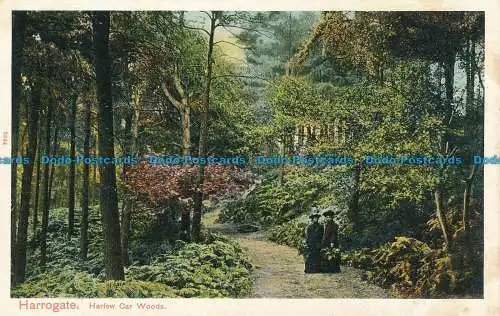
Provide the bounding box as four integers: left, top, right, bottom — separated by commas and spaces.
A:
320, 210, 341, 273
304, 211, 323, 273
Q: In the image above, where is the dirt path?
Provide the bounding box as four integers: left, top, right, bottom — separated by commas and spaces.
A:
203, 210, 390, 298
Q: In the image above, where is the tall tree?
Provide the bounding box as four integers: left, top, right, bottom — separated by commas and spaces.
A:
48, 125, 58, 210
92, 11, 124, 280
121, 90, 140, 265
160, 70, 193, 241
13, 84, 41, 285
11, 11, 27, 275
31, 120, 43, 239
384, 12, 475, 250
39, 98, 53, 267
68, 95, 77, 238
80, 100, 91, 260
191, 11, 218, 242
160, 71, 191, 157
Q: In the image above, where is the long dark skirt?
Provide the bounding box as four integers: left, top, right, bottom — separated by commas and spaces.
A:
304, 248, 322, 273
321, 256, 341, 273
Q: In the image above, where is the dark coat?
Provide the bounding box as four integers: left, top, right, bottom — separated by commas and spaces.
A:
306, 221, 324, 248
322, 219, 339, 248
321, 219, 341, 273
304, 220, 323, 273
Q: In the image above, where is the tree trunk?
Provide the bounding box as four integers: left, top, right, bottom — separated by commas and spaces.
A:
433, 52, 456, 251
48, 126, 58, 210
80, 101, 91, 260
182, 101, 190, 156
13, 85, 40, 285
120, 201, 133, 265
288, 131, 294, 155
179, 101, 191, 240
278, 140, 285, 185
462, 36, 478, 238
463, 165, 476, 233
32, 128, 42, 239
160, 73, 190, 157
297, 124, 304, 150
179, 203, 191, 241
443, 52, 456, 125
91, 128, 97, 204
93, 11, 124, 280
121, 99, 139, 266
192, 12, 217, 242
179, 103, 191, 241
93, 155, 98, 203
40, 101, 53, 268
462, 164, 476, 265
68, 96, 77, 238
179, 11, 185, 27
465, 38, 476, 154
180, 92, 191, 241
161, 74, 193, 241
434, 185, 451, 250
11, 11, 27, 276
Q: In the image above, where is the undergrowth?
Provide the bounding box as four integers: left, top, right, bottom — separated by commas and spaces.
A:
13, 205, 252, 298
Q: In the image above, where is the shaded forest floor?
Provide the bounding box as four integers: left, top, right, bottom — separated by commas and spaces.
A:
203, 209, 390, 298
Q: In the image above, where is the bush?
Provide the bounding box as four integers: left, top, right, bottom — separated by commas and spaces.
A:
18, 200, 253, 299
12, 268, 178, 298
14, 233, 251, 298
219, 167, 327, 226
97, 281, 178, 298
266, 218, 307, 252
12, 269, 101, 298
341, 236, 480, 298
126, 233, 252, 298
26, 206, 105, 279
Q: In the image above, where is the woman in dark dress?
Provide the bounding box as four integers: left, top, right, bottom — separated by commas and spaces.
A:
304, 212, 323, 273
321, 210, 341, 273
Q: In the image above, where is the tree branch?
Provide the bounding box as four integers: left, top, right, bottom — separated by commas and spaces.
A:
182, 24, 210, 36
200, 11, 213, 20
214, 39, 248, 50
161, 82, 182, 110
213, 74, 271, 83
222, 24, 272, 39
474, 50, 484, 94
172, 70, 185, 98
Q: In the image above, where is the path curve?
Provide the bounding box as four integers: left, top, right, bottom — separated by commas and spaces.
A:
204, 210, 390, 298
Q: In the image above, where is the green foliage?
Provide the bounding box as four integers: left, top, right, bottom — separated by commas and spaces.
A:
266, 218, 307, 252
268, 76, 321, 122
26, 206, 104, 278
12, 268, 178, 298
12, 269, 101, 298
219, 167, 326, 226
266, 218, 343, 267
342, 236, 481, 298
20, 203, 251, 298
18, 231, 251, 298
238, 12, 319, 78
96, 281, 178, 298
321, 247, 342, 263
126, 233, 252, 298
263, 69, 447, 248
208, 60, 260, 157
16, 11, 484, 300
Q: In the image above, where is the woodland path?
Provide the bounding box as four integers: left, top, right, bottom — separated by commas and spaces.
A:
203, 209, 390, 298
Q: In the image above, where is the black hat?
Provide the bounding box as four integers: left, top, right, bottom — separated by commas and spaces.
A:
322, 210, 336, 217
309, 212, 321, 219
